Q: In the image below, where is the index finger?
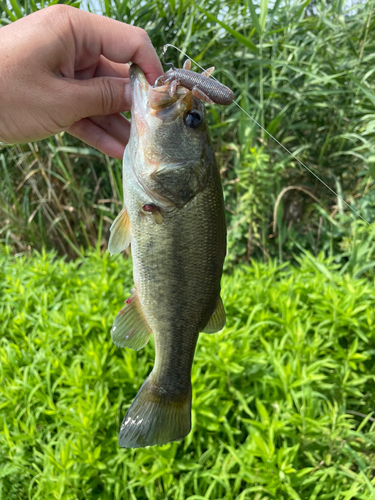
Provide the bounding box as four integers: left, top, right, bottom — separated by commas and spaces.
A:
58, 6, 163, 84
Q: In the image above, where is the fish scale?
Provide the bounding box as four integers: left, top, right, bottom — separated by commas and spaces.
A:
108, 63, 226, 448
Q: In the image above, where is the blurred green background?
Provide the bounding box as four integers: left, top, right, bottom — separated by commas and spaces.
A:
1, 0, 375, 498
1, 0, 375, 268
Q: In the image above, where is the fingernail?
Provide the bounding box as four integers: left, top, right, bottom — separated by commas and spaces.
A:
124, 84, 132, 107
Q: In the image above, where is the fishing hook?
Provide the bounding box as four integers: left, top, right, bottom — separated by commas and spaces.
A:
162, 44, 175, 70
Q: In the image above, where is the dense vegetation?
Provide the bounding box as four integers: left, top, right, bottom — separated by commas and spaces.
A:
1, 247, 375, 499
1, 0, 374, 265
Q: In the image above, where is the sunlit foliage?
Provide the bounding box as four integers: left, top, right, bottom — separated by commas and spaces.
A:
1, 248, 375, 498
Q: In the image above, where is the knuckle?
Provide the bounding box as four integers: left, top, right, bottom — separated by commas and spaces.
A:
42, 4, 72, 19
134, 26, 150, 43
99, 78, 116, 114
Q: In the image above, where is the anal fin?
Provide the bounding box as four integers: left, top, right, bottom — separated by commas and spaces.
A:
111, 291, 152, 350
108, 206, 131, 255
202, 296, 226, 334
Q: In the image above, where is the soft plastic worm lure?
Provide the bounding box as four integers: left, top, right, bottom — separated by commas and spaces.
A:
154, 59, 234, 106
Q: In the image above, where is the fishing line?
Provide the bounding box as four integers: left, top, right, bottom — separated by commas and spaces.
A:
162, 43, 371, 226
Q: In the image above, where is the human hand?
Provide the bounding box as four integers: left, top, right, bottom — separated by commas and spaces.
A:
0, 5, 163, 158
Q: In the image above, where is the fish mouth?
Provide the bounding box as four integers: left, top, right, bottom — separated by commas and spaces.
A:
130, 64, 193, 133
129, 64, 150, 136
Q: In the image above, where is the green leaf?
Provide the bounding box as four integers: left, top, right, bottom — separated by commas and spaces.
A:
246, 0, 261, 35
349, 75, 375, 107
8, 0, 23, 18
195, 4, 258, 55
259, 0, 269, 32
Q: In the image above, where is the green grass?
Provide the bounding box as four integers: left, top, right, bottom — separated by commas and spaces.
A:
1, 246, 375, 499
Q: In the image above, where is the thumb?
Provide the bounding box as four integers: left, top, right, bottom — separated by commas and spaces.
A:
62, 76, 132, 122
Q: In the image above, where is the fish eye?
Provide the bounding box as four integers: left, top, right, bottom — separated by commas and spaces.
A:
184, 110, 203, 129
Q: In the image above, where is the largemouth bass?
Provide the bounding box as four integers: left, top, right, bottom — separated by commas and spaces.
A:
108, 64, 226, 448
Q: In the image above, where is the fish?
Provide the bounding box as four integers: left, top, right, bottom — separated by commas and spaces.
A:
108, 63, 226, 448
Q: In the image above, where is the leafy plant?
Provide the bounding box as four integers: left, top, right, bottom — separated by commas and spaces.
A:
1, 247, 375, 499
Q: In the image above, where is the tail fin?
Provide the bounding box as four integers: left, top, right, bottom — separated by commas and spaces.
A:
119, 376, 191, 448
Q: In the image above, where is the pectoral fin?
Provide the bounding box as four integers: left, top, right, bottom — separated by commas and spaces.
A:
108, 206, 131, 255
202, 296, 226, 334
111, 291, 152, 350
